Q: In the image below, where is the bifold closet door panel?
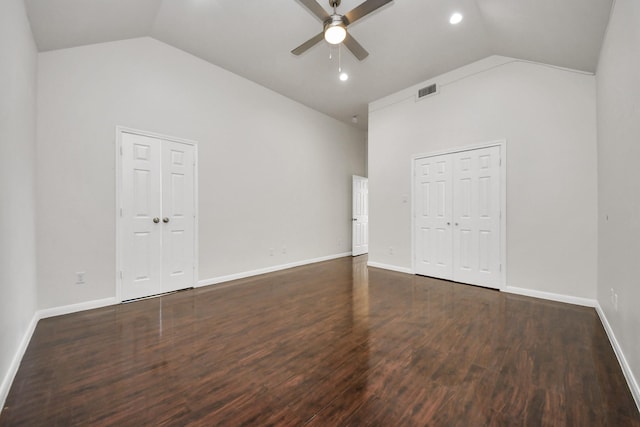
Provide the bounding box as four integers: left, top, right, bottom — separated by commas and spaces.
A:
414, 154, 454, 279
161, 141, 196, 294
452, 146, 501, 288
121, 133, 164, 301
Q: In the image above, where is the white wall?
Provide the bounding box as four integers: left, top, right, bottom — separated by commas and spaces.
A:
368, 56, 598, 299
596, 0, 640, 404
36, 37, 366, 309
0, 0, 38, 407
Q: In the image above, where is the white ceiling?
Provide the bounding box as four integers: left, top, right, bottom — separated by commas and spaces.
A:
24, 0, 613, 130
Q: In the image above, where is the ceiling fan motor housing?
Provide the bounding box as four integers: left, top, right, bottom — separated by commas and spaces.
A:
324, 14, 348, 29
329, 0, 341, 7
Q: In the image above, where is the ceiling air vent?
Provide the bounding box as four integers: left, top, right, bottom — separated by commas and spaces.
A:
416, 83, 438, 101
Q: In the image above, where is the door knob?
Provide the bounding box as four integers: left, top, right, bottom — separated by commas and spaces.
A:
153, 217, 160, 223
352, 218, 357, 221
447, 222, 451, 226
163, 217, 170, 223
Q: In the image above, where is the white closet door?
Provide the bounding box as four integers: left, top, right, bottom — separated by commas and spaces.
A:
162, 141, 195, 293
414, 154, 453, 279
120, 132, 197, 301
452, 146, 501, 288
121, 133, 163, 301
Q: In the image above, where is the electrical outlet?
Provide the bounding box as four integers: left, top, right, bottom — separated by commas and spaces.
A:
389, 246, 394, 255
282, 246, 287, 254
269, 248, 275, 256
76, 272, 85, 285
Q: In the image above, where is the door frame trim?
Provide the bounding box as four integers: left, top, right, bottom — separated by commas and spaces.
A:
115, 126, 199, 303
411, 139, 507, 290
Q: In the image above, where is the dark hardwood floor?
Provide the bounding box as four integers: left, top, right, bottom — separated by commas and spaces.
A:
1, 256, 638, 426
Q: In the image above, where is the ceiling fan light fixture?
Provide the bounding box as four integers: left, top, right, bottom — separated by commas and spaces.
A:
324, 16, 347, 44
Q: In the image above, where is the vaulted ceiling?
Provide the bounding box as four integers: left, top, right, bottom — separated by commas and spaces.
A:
24, 0, 613, 130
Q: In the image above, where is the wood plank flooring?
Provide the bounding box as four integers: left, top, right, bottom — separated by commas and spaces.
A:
1, 256, 639, 426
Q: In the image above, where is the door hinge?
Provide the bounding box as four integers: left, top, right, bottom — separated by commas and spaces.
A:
120, 146, 123, 155
499, 264, 502, 272
119, 271, 123, 279
499, 158, 502, 166
120, 207, 123, 217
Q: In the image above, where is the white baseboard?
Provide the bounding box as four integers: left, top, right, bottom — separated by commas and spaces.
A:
197, 252, 352, 287
6, 269, 637, 417
5, 252, 356, 408
0, 312, 39, 411
596, 303, 640, 411
367, 261, 413, 274
38, 297, 118, 320
1, 296, 119, 412
503, 286, 597, 307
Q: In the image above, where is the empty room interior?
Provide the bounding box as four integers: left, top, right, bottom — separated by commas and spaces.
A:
1, 0, 639, 425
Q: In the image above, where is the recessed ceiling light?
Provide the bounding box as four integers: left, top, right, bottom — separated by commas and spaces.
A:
339, 72, 349, 81
449, 12, 463, 25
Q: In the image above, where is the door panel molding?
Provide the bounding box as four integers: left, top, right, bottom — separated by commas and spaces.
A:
411, 140, 506, 290
115, 126, 199, 302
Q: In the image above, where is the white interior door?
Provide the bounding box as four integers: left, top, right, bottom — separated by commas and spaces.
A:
452, 146, 501, 288
120, 131, 196, 301
121, 133, 163, 300
352, 175, 369, 256
162, 141, 196, 293
413, 145, 502, 289
414, 155, 453, 279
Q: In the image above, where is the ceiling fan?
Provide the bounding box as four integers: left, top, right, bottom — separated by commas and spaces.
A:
291, 0, 392, 60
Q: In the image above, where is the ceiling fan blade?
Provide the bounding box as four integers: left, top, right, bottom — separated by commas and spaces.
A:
295, 0, 330, 22
343, 33, 369, 60
291, 32, 325, 55
344, 0, 392, 25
